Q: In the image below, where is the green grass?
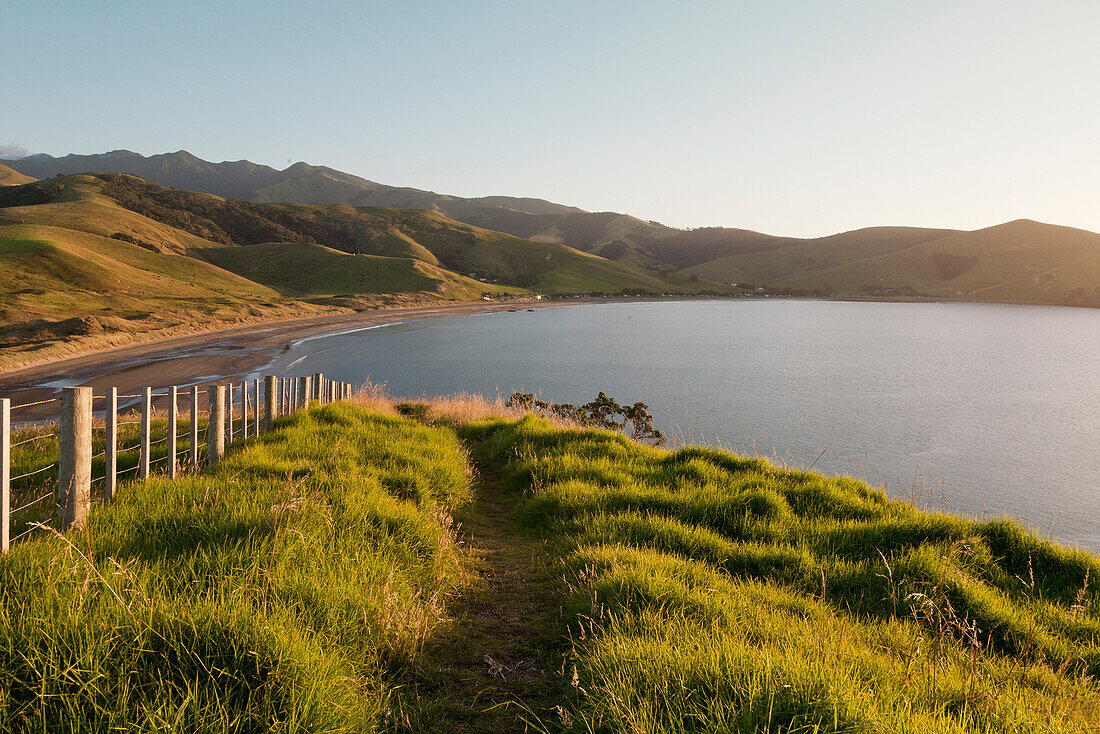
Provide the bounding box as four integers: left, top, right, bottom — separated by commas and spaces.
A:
460, 415, 1100, 732
7, 413, 209, 536
4, 401, 1098, 731
199, 241, 508, 298
0, 403, 472, 732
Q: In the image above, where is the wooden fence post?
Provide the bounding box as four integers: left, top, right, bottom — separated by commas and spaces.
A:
253, 379, 261, 436
227, 383, 235, 448
139, 386, 152, 479
1, 398, 9, 552
207, 385, 225, 466
315, 373, 325, 404
190, 385, 199, 469
168, 386, 178, 479
265, 375, 277, 431
58, 386, 92, 531
302, 376, 311, 409
243, 381, 250, 439
105, 387, 117, 501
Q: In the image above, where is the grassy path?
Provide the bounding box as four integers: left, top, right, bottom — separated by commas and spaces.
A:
394, 452, 570, 733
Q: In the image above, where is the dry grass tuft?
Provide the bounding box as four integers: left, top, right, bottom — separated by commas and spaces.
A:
348, 380, 400, 415
347, 381, 584, 430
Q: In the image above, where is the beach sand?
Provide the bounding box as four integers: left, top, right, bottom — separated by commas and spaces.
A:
0, 300, 580, 420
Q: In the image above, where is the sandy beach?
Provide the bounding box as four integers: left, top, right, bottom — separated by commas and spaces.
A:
0, 299, 580, 420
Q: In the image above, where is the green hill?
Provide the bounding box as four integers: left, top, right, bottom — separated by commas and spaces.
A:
0, 173, 730, 370
685, 226, 960, 284
200, 241, 496, 298
8, 151, 1100, 308
6, 151, 1098, 308
775, 220, 1100, 306
0, 221, 321, 369
2, 395, 1098, 732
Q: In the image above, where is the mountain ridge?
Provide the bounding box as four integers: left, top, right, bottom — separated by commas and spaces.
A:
5, 150, 1099, 307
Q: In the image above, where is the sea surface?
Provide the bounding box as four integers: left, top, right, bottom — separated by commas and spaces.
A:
268, 299, 1100, 551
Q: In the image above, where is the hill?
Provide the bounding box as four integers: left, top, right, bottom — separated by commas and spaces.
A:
0, 151, 806, 269
686, 226, 961, 284
0, 173, 726, 369
2, 394, 1098, 732
773, 220, 1100, 306
7, 150, 1098, 308
0, 163, 34, 187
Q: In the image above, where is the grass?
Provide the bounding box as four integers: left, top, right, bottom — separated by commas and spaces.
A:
0, 223, 332, 371
0, 402, 472, 732
458, 414, 1100, 733
2, 392, 1098, 731
0, 172, 733, 370
6, 411, 209, 536
199, 241, 506, 299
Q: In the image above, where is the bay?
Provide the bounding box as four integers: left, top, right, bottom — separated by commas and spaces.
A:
269, 299, 1100, 551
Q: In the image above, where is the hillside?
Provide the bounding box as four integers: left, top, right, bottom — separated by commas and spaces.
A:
773, 220, 1100, 306
2, 394, 1098, 732
0, 163, 35, 187
0, 151, 805, 268
686, 226, 961, 284
0, 173, 726, 369
7, 150, 1098, 308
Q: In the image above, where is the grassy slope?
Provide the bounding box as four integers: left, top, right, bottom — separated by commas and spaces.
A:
0, 175, 224, 255
0, 404, 472, 733
200, 241, 507, 299
4, 399, 1100, 731
0, 217, 324, 370
255, 205, 727, 295
460, 415, 1100, 733
684, 226, 961, 285
776, 220, 1100, 305
0, 164, 34, 187
4, 175, 715, 298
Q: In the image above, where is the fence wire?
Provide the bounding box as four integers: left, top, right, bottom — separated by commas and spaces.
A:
11, 464, 56, 482
10, 398, 59, 410
3, 375, 329, 552
10, 432, 58, 448
12, 493, 52, 514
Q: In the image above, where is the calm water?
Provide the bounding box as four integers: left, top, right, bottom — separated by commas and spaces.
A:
268, 300, 1100, 551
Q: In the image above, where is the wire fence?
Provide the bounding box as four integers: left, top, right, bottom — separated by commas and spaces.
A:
1, 373, 355, 552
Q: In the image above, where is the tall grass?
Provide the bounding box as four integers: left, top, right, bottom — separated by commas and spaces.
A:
462, 415, 1100, 733
0, 403, 472, 733
7, 413, 207, 535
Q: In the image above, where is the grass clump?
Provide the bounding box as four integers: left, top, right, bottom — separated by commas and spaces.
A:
0, 403, 472, 733
461, 415, 1100, 733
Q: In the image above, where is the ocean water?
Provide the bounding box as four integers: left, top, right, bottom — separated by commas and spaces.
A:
269, 299, 1100, 551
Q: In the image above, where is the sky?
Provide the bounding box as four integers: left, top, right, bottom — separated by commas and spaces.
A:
3, 0, 1099, 237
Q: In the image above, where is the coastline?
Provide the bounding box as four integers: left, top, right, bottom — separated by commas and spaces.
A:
2, 294, 1093, 420
0, 298, 585, 419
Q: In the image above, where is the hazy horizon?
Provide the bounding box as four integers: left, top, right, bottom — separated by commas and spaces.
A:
4, 1, 1099, 238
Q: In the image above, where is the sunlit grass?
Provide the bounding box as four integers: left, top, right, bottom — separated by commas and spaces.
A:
0, 403, 472, 733
462, 415, 1100, 733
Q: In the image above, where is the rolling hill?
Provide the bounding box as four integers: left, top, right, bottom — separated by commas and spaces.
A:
2, 150, 1100, 308
775, 219, 1100, 306
0, 163, 35, 187
6, 150, 1098, 308
0, 173, 726, 369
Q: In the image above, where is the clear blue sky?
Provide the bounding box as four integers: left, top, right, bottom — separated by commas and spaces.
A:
3, 0, 1099, 237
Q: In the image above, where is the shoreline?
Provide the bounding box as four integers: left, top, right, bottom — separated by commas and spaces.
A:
2, 294, 1093, 419
0, 298, 588, 419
